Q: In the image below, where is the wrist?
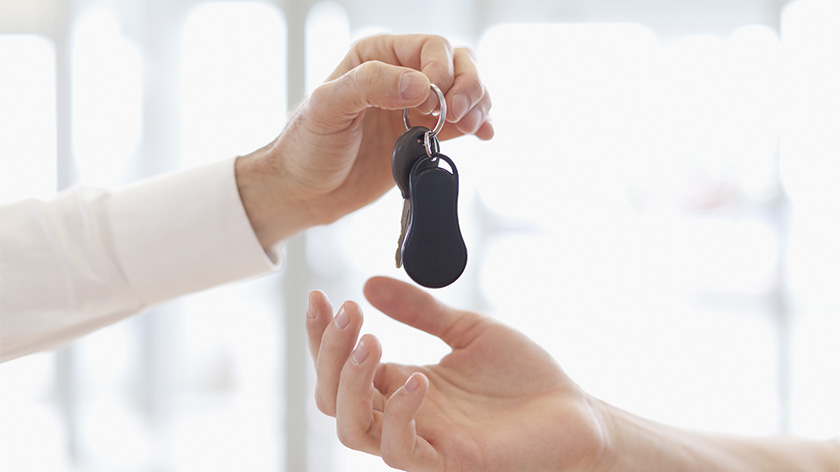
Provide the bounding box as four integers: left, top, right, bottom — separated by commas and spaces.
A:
596, 399, 743, 472
593, 399, 703, 472
234, 142, 318, 250
585, 398, 624, 472
594, 400, 676, 472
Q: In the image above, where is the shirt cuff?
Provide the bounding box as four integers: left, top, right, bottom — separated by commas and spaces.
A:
108, 157, 282, 305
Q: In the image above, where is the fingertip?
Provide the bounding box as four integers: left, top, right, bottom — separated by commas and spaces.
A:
362, 276, 395, 303
366, 332, 383, 353
306, 290, 332, 362
350, 336, 370, 365
363, 276, 423, 315
307, 290, 326, 319
351, 333, 382, 366
384, 372, 428, 423
306, 290, 334, 361
343, 299, 364, 318
475, 118, 495, 140
400, 70, 430, 101
334, 300, 364, 330
402, 372, 429, 394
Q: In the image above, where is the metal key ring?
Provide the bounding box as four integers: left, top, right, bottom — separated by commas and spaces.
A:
402, 83, 447, 136
423, 130, 440, 159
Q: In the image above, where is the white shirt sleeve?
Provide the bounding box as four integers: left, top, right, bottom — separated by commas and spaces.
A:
0, 157, 281, 362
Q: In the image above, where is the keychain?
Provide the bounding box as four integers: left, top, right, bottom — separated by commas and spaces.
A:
391, 84, 467, 288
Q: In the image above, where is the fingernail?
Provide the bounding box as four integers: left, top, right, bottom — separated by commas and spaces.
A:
404, 374, 419, 393
400, 71, 427, 100
464, 108, 483, 132
306, 293, 317, 319
334, 307, 349, 329
452, 93, 469, 120
351, 339, 369, 365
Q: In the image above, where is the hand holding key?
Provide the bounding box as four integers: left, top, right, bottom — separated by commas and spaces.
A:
234, 34, 493, 251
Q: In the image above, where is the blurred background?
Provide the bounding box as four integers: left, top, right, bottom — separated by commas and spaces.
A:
1, 0, 838, 470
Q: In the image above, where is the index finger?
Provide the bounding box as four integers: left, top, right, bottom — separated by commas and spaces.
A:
362, 276, 483, 349
329, 34, 455, 113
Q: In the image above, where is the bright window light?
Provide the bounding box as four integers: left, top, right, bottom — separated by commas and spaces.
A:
176, 4, 288, 471
0, 35, 56, 202
0, 34, 62, 469
782, 0, 840, 439
477, 22, 782, 434
305, 1, 350, 93
779, 0, 840, 208
181, 2, 287, 168
72, 8, 142, 187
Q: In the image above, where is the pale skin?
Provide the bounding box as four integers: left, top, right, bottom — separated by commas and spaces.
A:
233, 34, 493, 251
307, 276, 840, 472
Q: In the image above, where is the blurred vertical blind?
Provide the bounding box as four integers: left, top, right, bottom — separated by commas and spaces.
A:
0, 0, 837, 471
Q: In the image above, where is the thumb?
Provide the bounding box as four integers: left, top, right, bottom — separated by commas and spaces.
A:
363, 276, 479, 348
309, 61, 430, 127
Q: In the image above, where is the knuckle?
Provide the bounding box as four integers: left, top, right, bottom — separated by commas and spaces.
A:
457, 45, 478, 62
352, 61, 385, 89
427, 34, 453, 53
308, 82, 332, 107
351, 34, 376, 52
356, 60, 385, 81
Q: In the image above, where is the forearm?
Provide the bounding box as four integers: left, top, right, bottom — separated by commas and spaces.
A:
1, 158, 278, 362
1, 187, 144, 361
598, 400, 840, 472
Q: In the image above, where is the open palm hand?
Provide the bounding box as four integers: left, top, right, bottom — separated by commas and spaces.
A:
307, 276, 607, 471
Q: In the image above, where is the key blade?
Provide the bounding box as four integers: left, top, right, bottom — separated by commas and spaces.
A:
395, 198, 411, 268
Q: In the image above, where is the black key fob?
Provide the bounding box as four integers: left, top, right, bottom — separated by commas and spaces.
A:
401, 153, 467, 288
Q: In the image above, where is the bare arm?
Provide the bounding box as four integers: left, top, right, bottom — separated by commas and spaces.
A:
602, 401, 839, 472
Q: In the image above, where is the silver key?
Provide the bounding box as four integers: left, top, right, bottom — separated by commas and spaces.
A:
395, 198, 411, 268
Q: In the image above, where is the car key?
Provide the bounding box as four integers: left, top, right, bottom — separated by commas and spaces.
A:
391, 125, 438, 268
391, 84, 467, 288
